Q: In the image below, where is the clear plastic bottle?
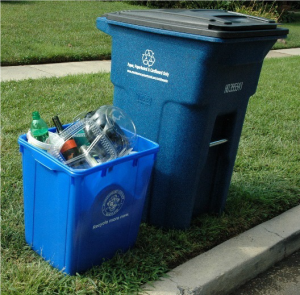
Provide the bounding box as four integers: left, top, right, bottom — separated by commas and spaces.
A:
30, 111, 49, 142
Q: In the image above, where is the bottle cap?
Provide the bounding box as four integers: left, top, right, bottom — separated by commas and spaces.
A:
32, 111, 41, 120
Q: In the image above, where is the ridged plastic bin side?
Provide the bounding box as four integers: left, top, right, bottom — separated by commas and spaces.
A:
18, 132, 159, 275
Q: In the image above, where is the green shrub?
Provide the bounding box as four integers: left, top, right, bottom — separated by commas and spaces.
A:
128, 0, 243, 10
235, 1, 280, 21
127, 0, 294, 23
292, 1, 300, 9
278, 11, 298, 23
235, 2, 299, 23
124, 0, 279, 20
185, 1, 241, 10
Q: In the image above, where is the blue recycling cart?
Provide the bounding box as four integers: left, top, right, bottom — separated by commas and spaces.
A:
96, 9, 288, 229
18, 127, 159, 275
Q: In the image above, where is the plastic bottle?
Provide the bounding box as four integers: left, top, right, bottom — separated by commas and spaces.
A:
52, 115, 81, 161
30, 111, 49, 142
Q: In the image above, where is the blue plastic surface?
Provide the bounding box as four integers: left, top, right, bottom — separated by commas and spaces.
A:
96, 15, 287, 229
18, 129, 159, 275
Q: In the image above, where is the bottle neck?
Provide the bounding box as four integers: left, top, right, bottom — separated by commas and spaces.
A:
32, 111, 41, 120
52, 115, 64, 134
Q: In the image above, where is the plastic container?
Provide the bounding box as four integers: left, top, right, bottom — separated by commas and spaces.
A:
48, 119, 118, 169
27, 130, 61, 151
96, 9, 289, 229
18, 126, 159, 275
74, 105, 137, 158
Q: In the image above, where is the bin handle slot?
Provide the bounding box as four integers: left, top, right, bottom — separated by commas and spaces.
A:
209, 139, 228, 147
34, 152, 65, 172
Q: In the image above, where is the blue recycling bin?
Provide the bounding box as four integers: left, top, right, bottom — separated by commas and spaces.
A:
96, 9, 288, 229
18, 126, 159, 275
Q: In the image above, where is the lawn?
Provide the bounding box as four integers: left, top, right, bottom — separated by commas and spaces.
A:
273, 13, 300, 49
1, 2, 300, 66
1, 1, 146, 66
1, 57, 300, 294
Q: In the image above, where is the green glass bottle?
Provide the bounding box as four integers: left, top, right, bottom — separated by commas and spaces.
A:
30, 111, 49, 142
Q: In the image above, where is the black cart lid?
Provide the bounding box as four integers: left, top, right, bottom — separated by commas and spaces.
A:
103, 9, 288, 39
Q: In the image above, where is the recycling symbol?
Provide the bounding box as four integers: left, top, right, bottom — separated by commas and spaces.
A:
102, 189, 125, 217
142, 49, 155, 67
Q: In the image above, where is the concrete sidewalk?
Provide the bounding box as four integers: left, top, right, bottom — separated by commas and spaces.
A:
232, 249, 300, 295
1, 60, 111, 82
1, 48, 300, 82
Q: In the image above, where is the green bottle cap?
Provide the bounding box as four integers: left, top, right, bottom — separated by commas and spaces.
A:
32, 111, 41, 120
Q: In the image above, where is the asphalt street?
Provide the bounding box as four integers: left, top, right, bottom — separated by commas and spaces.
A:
231, 250, 300, 295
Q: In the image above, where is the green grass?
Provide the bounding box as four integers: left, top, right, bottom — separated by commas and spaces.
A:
1, 1, 145, 66
1, 57, 300, 294
273, 14, 300, 49
1, 2, 300, 66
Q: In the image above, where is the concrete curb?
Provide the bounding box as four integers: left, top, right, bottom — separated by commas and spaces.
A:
142, 205, 300, 295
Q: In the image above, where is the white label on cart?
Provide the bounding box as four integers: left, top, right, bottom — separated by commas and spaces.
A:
127, 49, 170, 83
224, 82, 243, 93
102, 189, 125, 217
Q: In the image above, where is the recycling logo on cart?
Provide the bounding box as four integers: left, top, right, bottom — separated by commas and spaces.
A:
126, 49, 169, 83
102, 189, 125, 217
142, 49, 155, 67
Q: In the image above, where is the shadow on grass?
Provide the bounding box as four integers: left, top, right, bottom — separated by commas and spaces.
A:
168, 177, 300, 267
1, 54, 112, 67
2, 0, 35, 4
